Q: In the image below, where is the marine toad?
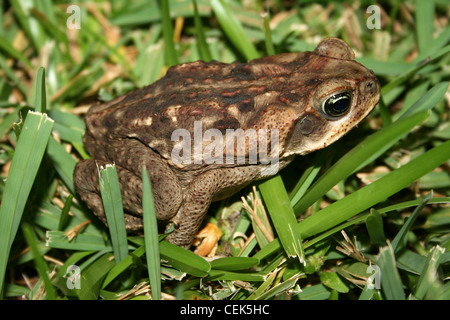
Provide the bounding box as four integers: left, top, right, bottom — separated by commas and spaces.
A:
73, 38, 380, 248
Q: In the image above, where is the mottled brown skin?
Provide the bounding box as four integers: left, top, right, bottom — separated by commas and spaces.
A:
73, 38, 380, 247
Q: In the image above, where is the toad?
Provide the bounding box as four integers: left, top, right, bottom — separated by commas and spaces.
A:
73, 38, 380, 248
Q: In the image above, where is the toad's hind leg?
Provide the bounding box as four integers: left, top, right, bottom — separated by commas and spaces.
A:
73, 149, 183, 229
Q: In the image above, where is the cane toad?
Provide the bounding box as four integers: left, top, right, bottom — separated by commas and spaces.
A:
73, 38, 380, 248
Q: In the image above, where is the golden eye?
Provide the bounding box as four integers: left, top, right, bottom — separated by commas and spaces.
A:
322, 91, 352, 118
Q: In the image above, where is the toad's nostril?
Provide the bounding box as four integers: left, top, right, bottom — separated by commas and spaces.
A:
361, 80, 377, 94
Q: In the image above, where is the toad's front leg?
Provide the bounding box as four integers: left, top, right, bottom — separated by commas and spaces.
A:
165, 165, 265, 247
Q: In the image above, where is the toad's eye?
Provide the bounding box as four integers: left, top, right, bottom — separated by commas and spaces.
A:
322, 91, 352, 118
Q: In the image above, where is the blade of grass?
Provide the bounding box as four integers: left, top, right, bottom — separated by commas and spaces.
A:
102, 246, 146, 289
34, 67, 46, 113
365, 208, 386, 245
0, 111, 54, 297
396, 82, 448, 120
242, 187, 274, 248
76, 253, 116, 300
255, 139, 450, 260
246, 268, 278, 300
53, 251, 94, 296
159, 241, 210, 277
0, 55, 28, 95
30, 7, 71, 63
57, 195, 73, 231
193, 0, 212, 62
381, 44, 450, 99
142, 167, 161, 300
21, 222, 57, 300
99, 164, 128, 264
46, 231, 111, 251
256, 273, 303, 300
211, 0, 259, 60
158, 0, 178, 67
297, 138, 450, 240
415, 0, 434, 56
377, 245, 405, 300
10, 0, 46, 50
295, 284, 331, 300
46, 137, 77, 194
390, 192, 432, 253
259, 175, 304, 263
289, 150, 326, 206
255, 196, 450, 261
210, 257, 259, 271
207, 270, 267, 282
127, 237, 211, 277
413, 245, 446, 299
262, 12, 275, 56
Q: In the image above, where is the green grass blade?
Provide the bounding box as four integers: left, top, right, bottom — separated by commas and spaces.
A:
21, 222, 57, 300
48, 110, 85, 144
0, 54, 27, 95
256, 138, 450, 260
53, 251, 93, 295
99, 164, 128, 264
256, 273, 303, 300
390, 192, 432, 253
10, 0, 45, 50
210, 257, 259, 271
76, 253, 116, 300
297, 138, 450, 240
293, 110, 429, 214
255, 196, 450, 261
158, 0, 178, 67
34, 67, 46, 113
289, 150, 326, 206
365, 209, 386, 245
377, 245, 405, 300
242, 188, 274, 249
381, 44, 450, 99
102, 246, 146, 289
0, 35, 33, 69
193, 0, 212, 62
415, 0, 435, 56
413, 245, 446, 299
246, 268, 277, 300
259, 175, 304, 263
207, 270, 267, 282
320, 271, 349, 293
159, 241, 210, 277
46, 137, 77, 194
396, 82, 448, 120
46, 231, 110, 251
142, 167, 161, 300
262, 12, 275, 56
57, 195, 73, 231
0, 111, 54, 297
210, 0, 259, 60
295, 284, 331, 300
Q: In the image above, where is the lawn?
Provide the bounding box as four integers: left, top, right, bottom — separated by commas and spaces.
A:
0, 0, 449, 300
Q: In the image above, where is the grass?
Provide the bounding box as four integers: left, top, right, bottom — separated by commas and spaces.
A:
0, 0, 449, 300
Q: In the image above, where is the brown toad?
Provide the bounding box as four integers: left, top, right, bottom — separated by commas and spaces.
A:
73, 38, 380, 248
